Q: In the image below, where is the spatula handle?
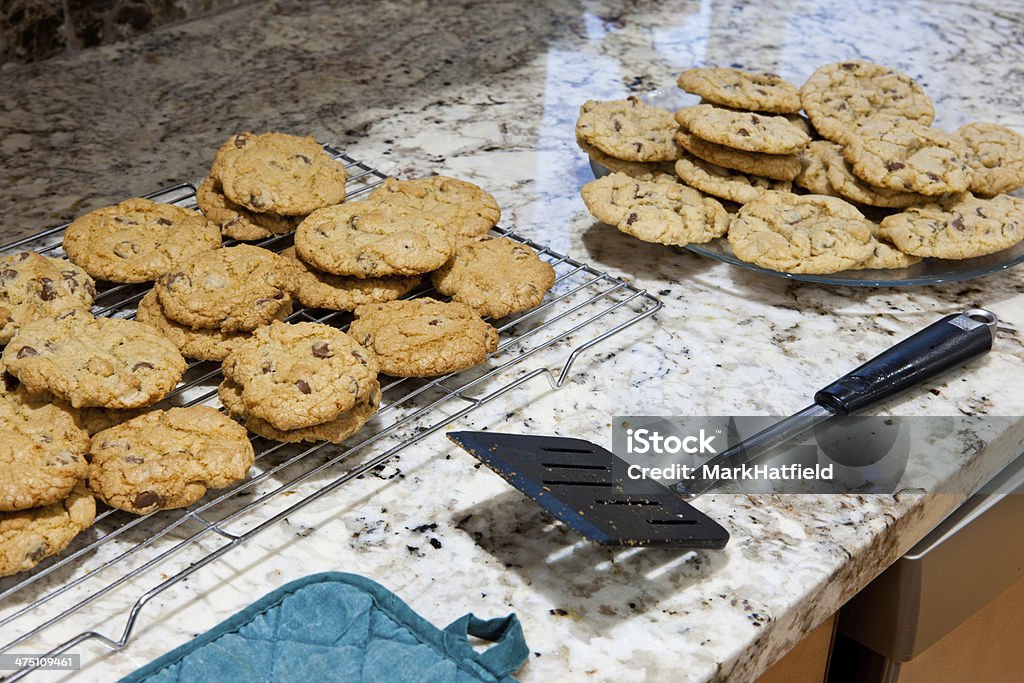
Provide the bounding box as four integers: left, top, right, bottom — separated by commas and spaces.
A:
814, 309, 998, 416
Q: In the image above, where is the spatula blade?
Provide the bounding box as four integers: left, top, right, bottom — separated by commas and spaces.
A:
448, 431, 729, 548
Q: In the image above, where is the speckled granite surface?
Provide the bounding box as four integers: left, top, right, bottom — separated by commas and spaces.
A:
1, 1, 1024, 681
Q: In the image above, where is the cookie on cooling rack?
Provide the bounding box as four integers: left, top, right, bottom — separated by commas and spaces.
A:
349, 299, 498, 377
63, 198, 221, 283
367, 176, 501, 243
221, 321, 380, 432
212, 132, 348, 216
431, 237, 555, 319
1, 380, 90, 512
2, 312, 187, 409
196, 175, 302, 241
294, 202, 453, 278
219, 377, 381, 444
154, 245, 297, 333
0, 483, 95, 578
280, 247, 421, 311
87, 407, 255, 515
0, 251, 96, 345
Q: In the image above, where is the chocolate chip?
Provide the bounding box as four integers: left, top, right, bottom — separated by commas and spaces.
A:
626, 212, 638, 225
926, 172, 939, 181
737, 128, 750, 137
16, 252, 31, 261
113, 241, 139, 259
428, 318, 442, 326
634, 142, 643, 152
0, 269, 16, 281
952, 215, 966, 230
296, 380, 311, 394
26, 545, 47, 562
886, 161, 906, 171
165, 272, 189, 289
750, 114, 760, 124
123, 455, 145, 464
39, 278, 56, 301
133, 491, 163, 510
272, 290, 284, 300
293, 154, 311, 164
841, 62, 858, 70
312, 342, 332, 358
613, 120, 622, 132
132, 362, 154, 371
156, 217, 173, 226
352, 350, 368, 364
234, 134, 249, 148
16, 346, 38, 358
976, 207, 986, 218
260, 362, 274, 374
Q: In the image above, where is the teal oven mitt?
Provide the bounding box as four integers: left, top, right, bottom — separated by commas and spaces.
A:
120, 572, 529, 683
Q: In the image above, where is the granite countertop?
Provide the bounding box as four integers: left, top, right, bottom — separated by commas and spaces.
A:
2, 1, 1024, 681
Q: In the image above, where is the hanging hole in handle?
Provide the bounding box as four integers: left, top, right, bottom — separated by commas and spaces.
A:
965, 309, 998, 327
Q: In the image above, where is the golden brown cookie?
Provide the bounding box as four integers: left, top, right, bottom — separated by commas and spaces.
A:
581, 172, 730, 245
878, 193, 1024, 259
63, 198, 221, 283
576, 136, 678, 181
221, 321, 379, 432
675, 104, 810, 155
432, 237, 556, 318
0, 483, 95, 578
212, 132, 348, 216
728, 192, 876, 273
87, 407, 255, 515
0, 252, 95, 345
136, 289, 270, 361
154, 245, 296, 332
575, 97, 682, 162
2, 312, 187, 409
280, 247, 420, 311
799, 60, 935, 144
196, 175, 301, 241
0, 381, 90, 512
674, 154, 792, 204
674, 127, 802, 181
677, 67, 801, 113
956, 122, 1024, 196
219, 377, 381, 444
349, 299, 498, 377
367, 176, 501, 242
294, 202, 453, 277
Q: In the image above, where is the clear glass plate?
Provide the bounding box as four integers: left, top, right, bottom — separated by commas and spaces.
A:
586, 90, 1024, 287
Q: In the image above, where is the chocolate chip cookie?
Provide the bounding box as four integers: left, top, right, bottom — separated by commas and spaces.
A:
576, 97, 682, 162
196, 175, 301, 241
0, 483, 95, 578
674, 127, 802, 181
675, 105, 810, 155
843, 116, 971, 195
728, 192, 876, 273
956, 122, 1024, 196
87, 406, 255, 515
799, 60, 935, 144
2, 313, 187, 409
221, 321, 379, 432
794, 140, 843, 196
155, 245, 296, 332
294, 202, 453, 277
0, 382, 90, 511
677, 67, 801, 113
674, 154, 792, 204
0, 252, 95, 345
280, 247, 420, 311
852, 238, 922, 270
136, 289, 268, 361
367, 176, 501, 242
63, 198, 222, 283
879, 193, 1024, 259
581, 172, 730, 245
813, 138, 929, 208
577, 136, 678, 181
349, 299, 498, 377
219, 377, 381, 444
432, 237, 556, 318
212, 132, 348, 216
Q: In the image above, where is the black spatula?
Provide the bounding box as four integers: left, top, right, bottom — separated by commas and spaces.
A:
448, 309, 998, 549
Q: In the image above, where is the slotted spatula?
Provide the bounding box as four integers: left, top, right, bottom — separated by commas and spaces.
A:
448, 309, 998, 549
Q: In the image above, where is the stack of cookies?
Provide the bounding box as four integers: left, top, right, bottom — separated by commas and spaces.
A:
577, 61, 1024, 275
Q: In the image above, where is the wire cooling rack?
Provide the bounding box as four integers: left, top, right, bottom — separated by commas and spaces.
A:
0, 147, 661, 680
